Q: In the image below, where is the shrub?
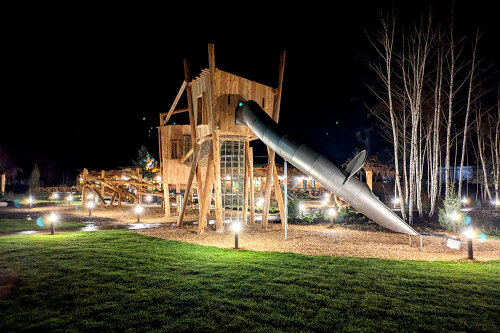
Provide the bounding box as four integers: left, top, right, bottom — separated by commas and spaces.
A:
287, 197, 300, 219
438, 183, 466, 232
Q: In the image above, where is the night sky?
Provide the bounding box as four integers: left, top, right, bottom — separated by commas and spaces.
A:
1, 1, 499, 185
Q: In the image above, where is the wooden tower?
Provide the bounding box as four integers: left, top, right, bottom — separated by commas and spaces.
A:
159, 44, 286, 233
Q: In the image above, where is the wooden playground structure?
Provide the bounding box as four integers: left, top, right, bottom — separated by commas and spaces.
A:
79, 168, 163, 206
157, 44, 286, 233
76, 44, 390, 234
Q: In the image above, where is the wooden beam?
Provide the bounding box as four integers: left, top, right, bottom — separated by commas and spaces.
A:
207, 43, 223, 232
180, 148, 193, 163
184, 58, 205, 226
163, 80, 188, 125
177, 148, 200, 227
261, 51, 286, 228
199, 144, 214, 233
249, 147, 255, 224
100, 170, 106, 206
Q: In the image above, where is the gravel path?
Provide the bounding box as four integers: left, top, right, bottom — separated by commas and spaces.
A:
135, 223, 500, 261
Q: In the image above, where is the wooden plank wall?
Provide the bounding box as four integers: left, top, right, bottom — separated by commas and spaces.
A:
190, 69, 275, 138
159, 124, 207, 186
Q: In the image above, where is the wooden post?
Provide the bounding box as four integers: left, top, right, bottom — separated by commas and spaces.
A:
0, 173, 5, 195
199, 144, 214, 233
249, 147, 255, 224
177, 149, 200, 227
365, 169, 373, 190
137, 168, 143, 205
262, 51, 286, 228
100, 170, 106, 206
118, 192, 122, 207
207, 43, 224, 232
183, 59, 204, 222
243, 141, 250, 224
82, 168, 89, 206
176, 184, 181, 214
273, 164, 286, 227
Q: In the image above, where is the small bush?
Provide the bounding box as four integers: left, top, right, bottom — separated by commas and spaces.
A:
438, 183, 466, 232
287, 197, 301, 219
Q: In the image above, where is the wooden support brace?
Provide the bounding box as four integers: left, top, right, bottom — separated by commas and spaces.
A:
177, 148, 200, 227
199, 144, 214, 233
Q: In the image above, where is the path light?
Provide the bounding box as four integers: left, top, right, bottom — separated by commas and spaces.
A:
327, 207, 337, 226
28, 196, 33, 209
299, 203, 305, 216
146, 195, 152, 204
232, 222, 241, 249
87, 201, 94, 216
156, 175, 161, 183
463, 227, 475, 259
135, 205, 144, 223
54, 192, 59, 200
66, 194, 73, 205
48, 212, 58, 235
322, 198, 328, 206
256, 197, 264, 207
392, 197, 400, 208
450, 210, 459, 222
462, 197, 468, 205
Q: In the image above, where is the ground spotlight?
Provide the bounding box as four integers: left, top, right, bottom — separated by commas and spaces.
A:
232, 222, 242, 249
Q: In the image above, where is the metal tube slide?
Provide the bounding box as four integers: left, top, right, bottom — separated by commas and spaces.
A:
236, 101, 418, 236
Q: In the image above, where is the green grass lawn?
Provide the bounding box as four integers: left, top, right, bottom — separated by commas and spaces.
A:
0, 231, 499, 332
0, 219, 84, 233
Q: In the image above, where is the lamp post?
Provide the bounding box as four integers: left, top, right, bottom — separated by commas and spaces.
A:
135, 205, 144, 223
463, 228, 475, 259
49, 212, 58, 235
87, 201, 94, 216
232, 222, 241, 249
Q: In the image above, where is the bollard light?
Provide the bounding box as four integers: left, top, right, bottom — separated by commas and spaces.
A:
87, 201, 94, 216
135, 205, 144, 223
54, 192, 59, 200
232, 222, 242, 249
67, 194, 73, 205
146, 195, 152, 204
299, 203, 305, 215
48, 212, 58, 235
463, 227, 475, 259
28, 196, 34, 209
327, 208, 337, 226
